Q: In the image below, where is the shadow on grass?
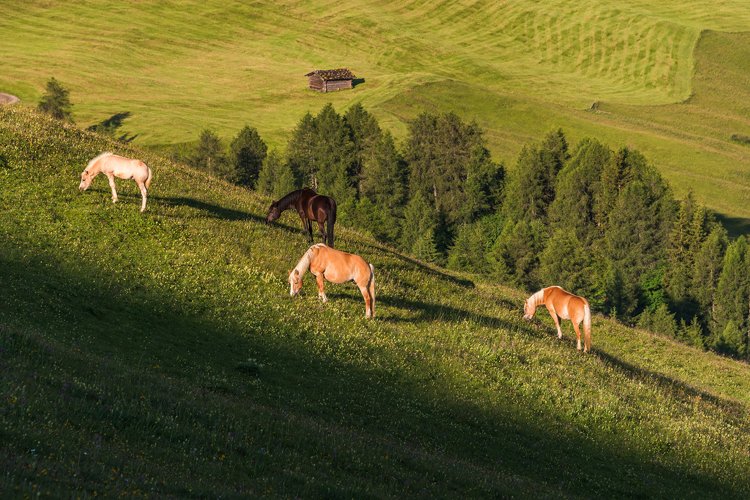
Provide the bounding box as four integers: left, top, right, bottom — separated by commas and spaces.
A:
358, 241, 475, 289
1, 247, 745, 498
153, 196, 266, 224
715, 212, 750, 237
595, 349, 745, 414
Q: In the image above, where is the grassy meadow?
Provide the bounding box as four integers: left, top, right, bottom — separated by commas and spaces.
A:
1, 1, 750, 228
3, 106, 750, 496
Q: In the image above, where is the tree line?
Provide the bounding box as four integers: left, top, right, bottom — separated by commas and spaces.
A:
43, 79, 744, 360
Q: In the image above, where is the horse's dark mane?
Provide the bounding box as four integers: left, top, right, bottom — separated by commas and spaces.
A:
276, 188, 310, 211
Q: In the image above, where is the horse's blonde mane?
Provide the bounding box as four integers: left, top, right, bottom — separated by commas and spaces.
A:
529, 289, 545, 307
87, 151, 113, 169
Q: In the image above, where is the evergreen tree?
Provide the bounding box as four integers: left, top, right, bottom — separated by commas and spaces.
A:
488, 219, 546, 289
287, 112, 318, 187
502, 130, 568, 224
360, 131, 408, 241
311, 104, 357, 206
400, 191, 437, 255
344, 103, 381, 186
538, 228, 593, 295
38, 77, 73, 122
637, 303, 678, 338
412, 228, 441, 264
447, 213, 505, 273
257, 150, 298, 196
711, 236, 750, 354
692, 225, 728, 329
548, 138, 611, 241
230, 125, 267, 188
665, 192, 711, 321
404, 112, 500, 225
190, 130, 233, 181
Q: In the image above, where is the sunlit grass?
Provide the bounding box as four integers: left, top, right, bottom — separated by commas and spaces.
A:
2, 1, 750, 226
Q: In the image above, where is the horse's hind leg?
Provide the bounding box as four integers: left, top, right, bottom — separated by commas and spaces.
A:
318, 220, 327, 245
315, 273, 327, 302
572, 321, 583, 351
358, 283, 373, 319
137, 181, 148, 212
106, 174, 118, 203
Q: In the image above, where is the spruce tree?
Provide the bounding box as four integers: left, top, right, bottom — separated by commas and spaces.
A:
711, 236, 749, 354
360, 131, 408, 242
287, 112, 318, 187
312, 104, 357, 206
344, 103, 381, 185
400, 191, 437, 255
692, 225, 728, 329
190, 130, 233, 181
230, 125, 267, 188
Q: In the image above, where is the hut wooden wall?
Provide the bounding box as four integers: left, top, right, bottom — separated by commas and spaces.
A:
324, 80, 353, 92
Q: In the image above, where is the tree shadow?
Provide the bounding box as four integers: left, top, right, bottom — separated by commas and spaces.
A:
153, 196, 267, 224
325, 291, 539, 336
358, 241, 475, 289
714, 212, 750, 237
595, 349, 745, 414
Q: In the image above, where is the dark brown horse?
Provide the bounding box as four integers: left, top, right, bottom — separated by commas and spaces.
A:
266, 188, 337, 247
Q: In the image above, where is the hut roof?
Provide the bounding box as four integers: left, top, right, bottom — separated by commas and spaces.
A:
305, 68, 356, 81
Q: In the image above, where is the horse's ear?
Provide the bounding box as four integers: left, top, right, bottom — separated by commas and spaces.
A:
293, 269, 299, 276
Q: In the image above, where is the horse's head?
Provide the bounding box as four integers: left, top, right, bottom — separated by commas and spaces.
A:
523, 299, 534, 320
79, 169, 93, 191
288, 269, 302, 296
266, 202, 281, 223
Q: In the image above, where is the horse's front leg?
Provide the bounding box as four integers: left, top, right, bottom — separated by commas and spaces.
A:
546, 304, 563, 339
315, 273, 327, 302
136, 180, 148, 213
106, 174, 118, 203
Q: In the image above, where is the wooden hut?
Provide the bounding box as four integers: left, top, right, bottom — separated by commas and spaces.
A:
305, 68, 355, 92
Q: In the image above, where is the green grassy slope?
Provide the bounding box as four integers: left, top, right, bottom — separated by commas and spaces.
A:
1, 1, 750, 228
3, 107, 750, 497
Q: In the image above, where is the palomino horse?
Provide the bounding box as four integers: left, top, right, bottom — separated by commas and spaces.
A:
289, 243, 375, 319
267, 188, 337, 247
524, 286, 592, 352
79, 152, 153, 212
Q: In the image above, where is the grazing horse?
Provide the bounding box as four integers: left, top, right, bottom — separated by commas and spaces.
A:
524, 286, 592, 352
79, 152, 152, 212
266, 188, 337, 247
289, 243, 375, 319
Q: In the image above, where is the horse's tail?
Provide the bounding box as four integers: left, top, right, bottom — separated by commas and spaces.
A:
368, 263, 376, 318
327, 198, 337, 248
583, 302, 592, 352
145, 165, 153, 190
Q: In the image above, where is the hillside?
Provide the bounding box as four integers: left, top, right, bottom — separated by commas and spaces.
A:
3, 107, 750, 496
1, 1, 750, 230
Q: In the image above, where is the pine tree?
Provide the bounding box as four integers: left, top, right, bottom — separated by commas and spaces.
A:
38, 78, 73, 122
273, 160, 299, 198
230, 125, 267, 188
538, 228, 592, 295
488, 219, 546, 289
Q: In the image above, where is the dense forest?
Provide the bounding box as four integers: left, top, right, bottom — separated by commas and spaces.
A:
175, 103, 749, 360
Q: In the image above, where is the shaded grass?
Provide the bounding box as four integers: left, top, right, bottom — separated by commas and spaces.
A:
2, 107, 750, 496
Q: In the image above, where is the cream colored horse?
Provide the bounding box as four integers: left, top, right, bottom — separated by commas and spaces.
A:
79, 152, 152, 212
524, 286, 592, 352
289, 243, 375, 319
